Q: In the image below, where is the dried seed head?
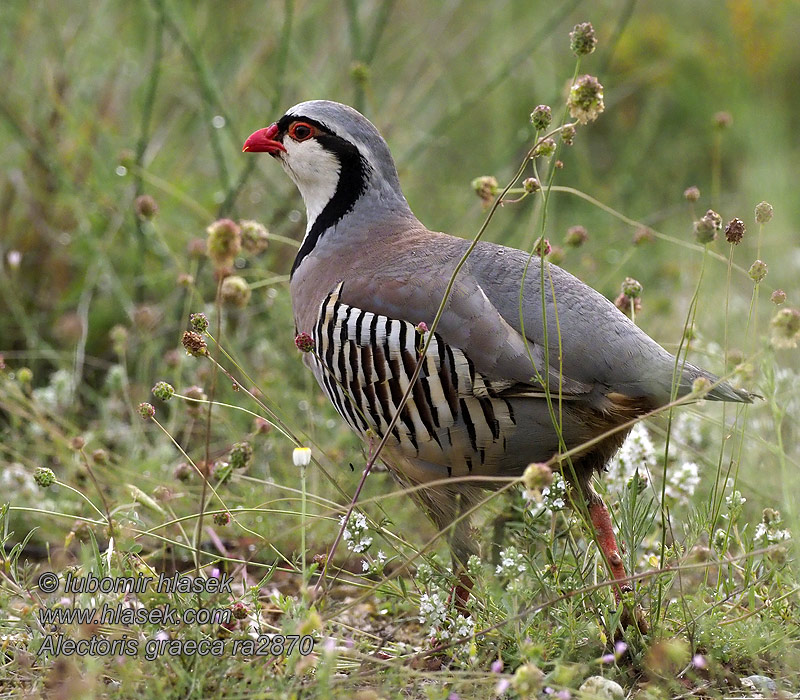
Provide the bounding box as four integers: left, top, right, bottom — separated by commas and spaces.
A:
633, 227, 654, 245
522, 462, 553, 494
713, 111, 733, 129
187, 238, 206, 259
565, 225, 588, 247
754, 201, 774, 224
182, 330, 208, 356
190, 312, 209, 334
173, 462, 193, 481
220, 275, 251, 308
533, 137, 556, 158
134, 194, 158, 220
522, 177, 541, 194
569, 22, 597, 56
294, 332, 314, 353
214, 511, 231, 527
770, 307, 800, 349
229, 441, 253, 470
560, 123, 577, 146
152, 381, 175, 401
133, 304, 161, 331
109, 325, 129, 355
70, 436, 86, 451
547, 245, 565, 265
239, 220, 270, 255
92, 448, 108, 465
206, 218, 242, 268
748, 259, 768, 283
621, 277, 643, 299
693, 209, 722, 244
683, 186, 700, 202
533, 237, 551, 256
530, 104, 552, 131
138, 402, 155, 420
34, 467, 56, 488
471, 175, 499, 204
567, 75, 605, 124
771, 289, 787, 305
724, 218, 746, 244
231, 601, 249, 619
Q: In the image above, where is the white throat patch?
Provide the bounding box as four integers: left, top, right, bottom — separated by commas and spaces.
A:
280, 138, 341, 234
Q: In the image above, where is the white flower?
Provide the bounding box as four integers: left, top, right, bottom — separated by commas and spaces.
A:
605, 423, 655, 496
340, 512, 372, 553
541, 473, 568, 512
495, 546, 527, 577
665, 461, 700, 505
292, 446, 312, 467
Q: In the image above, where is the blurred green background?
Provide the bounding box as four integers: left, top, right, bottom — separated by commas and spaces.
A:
1, 0, 798, 545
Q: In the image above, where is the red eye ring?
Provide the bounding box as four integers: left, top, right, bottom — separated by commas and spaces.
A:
289, 122, 315, 142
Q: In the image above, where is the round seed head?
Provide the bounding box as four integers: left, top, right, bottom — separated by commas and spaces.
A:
533, 137, 556, 158
134, 194, 158, 220
621, 277, 643, 299
190, 312, 209, 333
173, 462, 193, 481
724, 218, 746, 244
615, 292, 641, 317
239, 220, 270, 255
693, 209, 722, 244
70, 436, 86, 451
533, 237, 551, 256
565, 225, 588, 247
633, 227, 654, 245
229, 441, 253, 470
560, 123, 577, 146
152, 381, 175, 401
523, 177, 541, 194
567, 75, 605, 124
713, 111, 733, 129
530, 104, 552, 131
206, 218, 242, 268
770, 307, 800, 349
771, 289, 786, 305
294, 332, 314, 353
683, 186, 700, 202
220, 275, 251, 308
748, 259, 768, 283
471, 175, 499, 204
34, 467, 56, 488
569, 22, 597, 56
754, 201, 774, 224
182, 330, 208, 356
214, 511, 231, 527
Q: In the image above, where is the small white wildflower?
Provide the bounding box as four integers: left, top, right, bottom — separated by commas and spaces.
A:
606, 423, 655, 496
665, 461, 700, 505
541, 473, 568, 512
340, 512, 372, 553
495, 546, 527, 577
725, 490, 746, 509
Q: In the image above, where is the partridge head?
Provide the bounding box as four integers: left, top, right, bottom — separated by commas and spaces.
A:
244, 100, 753, 620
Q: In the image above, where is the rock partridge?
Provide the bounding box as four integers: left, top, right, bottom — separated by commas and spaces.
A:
243, 100, 753, 616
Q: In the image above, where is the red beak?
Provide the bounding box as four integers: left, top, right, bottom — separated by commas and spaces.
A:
242, 124, 287, 154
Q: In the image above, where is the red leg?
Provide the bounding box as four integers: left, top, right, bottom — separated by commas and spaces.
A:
588, 500, 648, 633
588, 501, 627, 600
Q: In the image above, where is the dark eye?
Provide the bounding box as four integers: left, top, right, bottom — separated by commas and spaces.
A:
289, 122, 314, 141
